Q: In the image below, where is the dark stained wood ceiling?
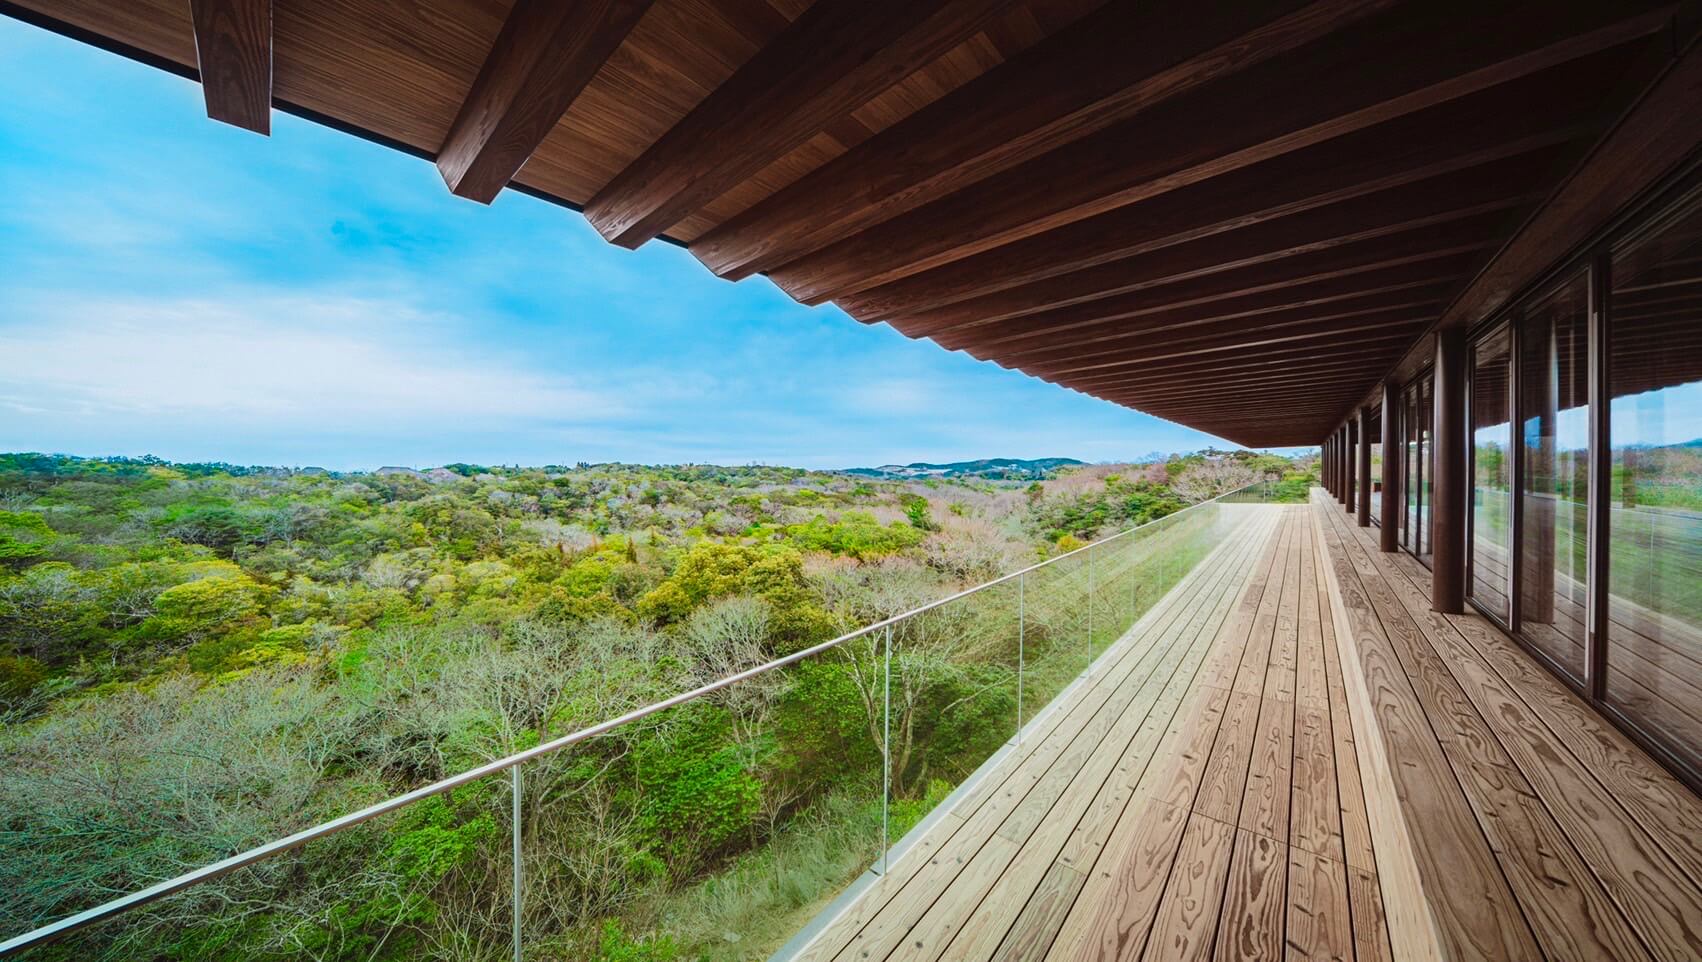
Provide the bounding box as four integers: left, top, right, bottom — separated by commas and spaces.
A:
6, 0, 1699, 447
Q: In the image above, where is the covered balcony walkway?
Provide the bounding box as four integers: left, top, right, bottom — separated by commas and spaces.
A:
782, 496, 1702, 962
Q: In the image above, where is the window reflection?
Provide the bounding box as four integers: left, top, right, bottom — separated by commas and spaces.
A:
1607, 195, 1702, 773
1471, 326, 1513, 624
1518, 270, 1591, 683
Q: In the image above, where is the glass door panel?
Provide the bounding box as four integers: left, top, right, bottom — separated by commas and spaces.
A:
1418, 374, 1433, 566
1471, 326, 1513, 624
1606, 194, 1702, 775
1518, 269, 1591, 683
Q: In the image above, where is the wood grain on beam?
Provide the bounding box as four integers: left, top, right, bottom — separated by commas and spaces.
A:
1029, 319, 1432, 379
982, 294, 1447, 369
886, 154, 1547, 339
688, 0, 1378, 279
932, 254, 1479, 354
189, 0, 271, 133
836, 54, 1618, 321
437, 0, 655, 204
769, 2, 1672, 304
583, 0, 1019, 248
1438, 31, 1702, 332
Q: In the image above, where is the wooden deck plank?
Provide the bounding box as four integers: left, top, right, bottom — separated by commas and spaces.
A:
1346, 865, 1393, 962
1385, 545, 1702, 891
1288, 705, 1342, 864
1285, 847, 1354, 962
1142, 812, 1238, 962
1333, 509, 1702, 962
1314, 523, 1374, 876
1319, 499, 1655, 962
1213, 829, 1287, 962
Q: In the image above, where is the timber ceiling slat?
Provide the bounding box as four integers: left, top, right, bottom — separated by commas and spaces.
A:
687, 0, 1365, 280
942, 256, 1481, 356
4, 0, 1688, 448
833, 51, 1627, 323
764, 1, 1673, 305
582, 0, 1022, 248
984, 294, 1450, 369
188, 0, 271, 133
894, 159, 1552, 341
436, 0, 654, 203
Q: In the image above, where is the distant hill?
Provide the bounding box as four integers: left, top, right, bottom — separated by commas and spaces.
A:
842, 457, 1083, 480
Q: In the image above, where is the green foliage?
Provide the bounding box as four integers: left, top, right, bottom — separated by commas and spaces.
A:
785, 511, 923, 559
0, 449, 1315, 960
595, 920, 679, 962
0, 510, 52, 565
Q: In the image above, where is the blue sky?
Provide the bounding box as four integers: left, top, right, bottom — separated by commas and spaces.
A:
0, 18, 1244, 471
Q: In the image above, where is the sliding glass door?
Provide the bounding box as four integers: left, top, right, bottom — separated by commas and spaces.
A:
1517, 270, 1592, 684
1604, 193, 1702, 776
1461, 177, 1702, 788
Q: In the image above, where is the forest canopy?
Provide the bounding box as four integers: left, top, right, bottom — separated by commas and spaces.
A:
0, 449, 1310, 961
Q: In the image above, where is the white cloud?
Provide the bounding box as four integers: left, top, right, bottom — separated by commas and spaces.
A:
0, 292, 623, 430
843, 377, 940, 415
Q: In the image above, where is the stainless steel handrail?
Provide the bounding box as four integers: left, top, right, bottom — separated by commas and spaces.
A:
0, 480, 1266, 955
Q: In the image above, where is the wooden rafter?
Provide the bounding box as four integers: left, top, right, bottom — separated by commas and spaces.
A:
437, 0, 655, 204
688, 0, 1384, 279
583, 0, 1021, 249
768, 2, 1674, 305
189, 0, 271, 134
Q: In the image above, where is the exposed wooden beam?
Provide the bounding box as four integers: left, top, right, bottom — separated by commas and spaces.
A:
436, 0, 655, 204
985, 296, 1444, 370
834, 56, 1615, 321
1437, 26, 1702, 333
934, 254, 1478, 354
1031, 320, 1431, 379
189, 0, 271, 134
768, 2, 1672, 304
885, 156, 1546, 338
1058, 339, 1415, 390
583, 0, 1019, 248
688, 0, 1378, 279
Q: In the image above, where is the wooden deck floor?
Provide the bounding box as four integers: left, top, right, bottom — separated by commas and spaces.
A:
782, 494, 1702, 962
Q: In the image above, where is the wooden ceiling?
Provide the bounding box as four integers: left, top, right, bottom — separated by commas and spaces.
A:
6, 0, 1698, 447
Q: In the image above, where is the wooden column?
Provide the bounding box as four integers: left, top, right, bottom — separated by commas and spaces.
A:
1337, 427, 1349, 505
1323, 437, 1332, 495
1343, 422, 1357, 512
1379, 379, 1399, 550
1431, 327, 1468, 613
1357, 405, 1373, 527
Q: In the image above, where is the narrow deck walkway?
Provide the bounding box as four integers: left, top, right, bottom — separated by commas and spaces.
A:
782, 494, 1702, 962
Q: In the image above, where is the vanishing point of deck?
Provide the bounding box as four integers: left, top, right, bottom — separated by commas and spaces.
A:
782, 496, 1702, 962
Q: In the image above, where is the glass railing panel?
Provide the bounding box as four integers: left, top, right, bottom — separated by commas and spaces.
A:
1017, 547, 1090, 729
3, 766, 514, 962
524, 632, 888, 962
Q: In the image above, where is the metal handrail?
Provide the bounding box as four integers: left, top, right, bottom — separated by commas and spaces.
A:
0, 479, 1265, 955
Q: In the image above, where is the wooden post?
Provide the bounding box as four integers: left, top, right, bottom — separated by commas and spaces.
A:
1380, 380, 1399, 550
1323, 436, 1332, 495
1432, 327, 1468, 613
1344, 422, 1357, 513
1337, 427, 1349, 505
1357, 405, 1372, 527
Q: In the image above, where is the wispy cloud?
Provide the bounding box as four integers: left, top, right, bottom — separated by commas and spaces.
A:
0, 292, 623, 427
